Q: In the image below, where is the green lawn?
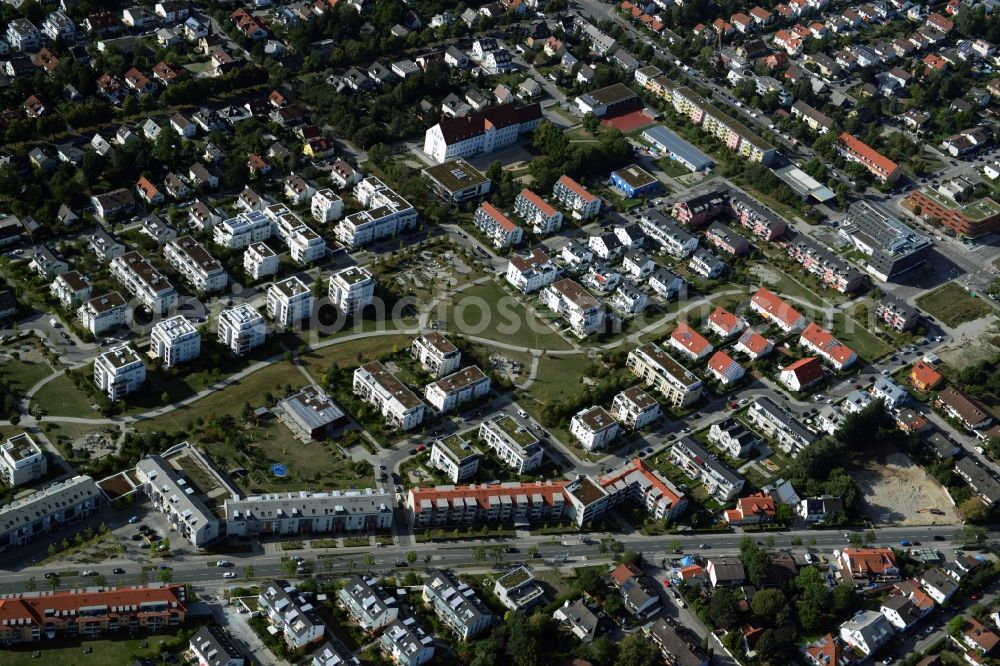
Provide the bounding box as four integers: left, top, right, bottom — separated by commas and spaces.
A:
4, 635, 180, 666
771, 270, 829, 309
831, 312, 892, 361
0, 357, 53, 394
522, 353, 593, 405
916, 282, 995, 327
657, 158, 694, 178
298, 333, 415, 377
31, 374, 99, 418
444, 281, 573, 351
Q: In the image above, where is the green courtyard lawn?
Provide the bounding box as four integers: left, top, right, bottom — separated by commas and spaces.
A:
31, 373, 98, 418
4, 635, 182, 666
297, 333, 415, 377
522, 354, 593, 405
770, 269, 830, 309
831, 312, 892, 361
916, 282, 995, 328
444, 281, 574, 351
1, 356, 53, 394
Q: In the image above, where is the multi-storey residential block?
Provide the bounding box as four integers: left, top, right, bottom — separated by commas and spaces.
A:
217, 304, 266, 357
311, 188, 344, 223
474, 202, 522, 248
94, 344, 146, 401
429, 434, 480, 482
407, 481, 568, 528
609, 386, 661, 430
704, 222, 750, 257
728, 190, 786, 240
423, 159, 492, 206
226, 488, 391, 536
312, 640, 359, 666
336, 177, 417, 248
671, 87, 776, 164
669, 436, 745, 501
493, 566, 547, 611
638, 209, 699, 257
51, 270, 92, 309
627, 342, 703, 407
424, 366, 491, 413
0, 475, 101, 552
110, 251, 178, 316
708, 418, 759, 459
599, 458, 688, 523
749, 287, 806, 332
552, 175, 601, 219
29, 246, 68, 278
150, 315, 201, 368
839, 610, 895, 656
164, 236, 227, 293
41, 10, 75, 42
214, 210, 273, 249
339, 575, 399, 632
876, 294, 919, 332
505, 248, 558, 293
243, 241, 279, 280
0, 433, 46, 487
478, 415, 544, 474
329, 266, 375, 316
835, 132, 900, 184
786, 238, 863, 293
136, 453, 220, 547
514, 188, 563, 235
841, 201, 931, 281
288, 226, 326, 264
77, 291, 128, 335
791, 100, 835, 134
267, 276, 313, 327
423, 102, 542, 163
424, 569, 494, 640
411, 332, 461, 378
746, 396, 817, 455
259, 581, 325, 650
353, 361, 425, 430
541, 278, 603, 337
88, 228, 126, 261
6, 18, 40, 51
379, 618, 435, 666
570, 405, 620, 451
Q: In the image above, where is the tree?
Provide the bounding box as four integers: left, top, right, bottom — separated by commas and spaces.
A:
24, 576, 36, 591
750, 588, 789, 625
505, 612, 539, 666
94, 574, 107, 588
947, 615, 966, 638
708, 587, 741, 630
158, 568, 173, 583
47, 573, 60, 591
848, 532, 863, 547
243, 565, 255, 580
604, 593, 624, 616
139, 569, 149, 585
740, 538, 769, 587
405, 550, 417, 566
614, 632, 658, 666
582, 112, 600, 133
363, 553, 375, 570
282, 558, 298, 576
474, 547, 487, 564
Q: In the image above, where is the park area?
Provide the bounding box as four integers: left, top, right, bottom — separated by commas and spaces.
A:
5, 635, 185, 666
916, 282, 994, 328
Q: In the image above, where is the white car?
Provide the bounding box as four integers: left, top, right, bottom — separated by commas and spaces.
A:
223, 571, 238, 579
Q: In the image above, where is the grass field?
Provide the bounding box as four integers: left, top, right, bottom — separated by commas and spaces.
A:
4, 635, 179, 666
297, 334, 415, 377
0, 357, 53, 394
831, 312, 892, 361
521, 353, 593, 405
444, 281, 573, 351
916, 282, 994, 327
771, 270, 829, 309
31, 374, 99, 418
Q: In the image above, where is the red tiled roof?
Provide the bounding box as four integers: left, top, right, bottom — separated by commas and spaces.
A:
671, 322, 711, 355
751, 287, 803, 329
436, 103, 541, 145
556, 175, 595, 203
842, 547, 897, 575
801, 322, 856, 365
708, 306, 740, 333
782, 357, 824, 385
910, 361, 942, 389
837, 132, 899, 176
518, 188, 557, 217
479, 202, 518, 232
409, 480, 568, 511
599, 458, 683, 507
610, 562, 642, 585
737, 328, 770, 354
708, 350, 740, 375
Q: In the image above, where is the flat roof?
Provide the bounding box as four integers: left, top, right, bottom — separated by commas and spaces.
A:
641, 125, 714, 170
613, 164, 658, 189
423, 159, 489, 193
774, 165, 836, 202
577, 82, 637, 107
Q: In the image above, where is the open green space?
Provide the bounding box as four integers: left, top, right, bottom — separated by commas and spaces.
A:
770, 269, 829, 309
657, 158, 694, 178
297, 333, 415, 376
31, 373, 98, 418
445, 281, 573, 351
0, 357, 53, 394
916, 282, 994, 327
4, 635, 181, 666
521, 353, 593, 405
831, 312, 893, 361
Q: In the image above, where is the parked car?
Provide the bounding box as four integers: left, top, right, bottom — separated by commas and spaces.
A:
113, 568, 126, 574
222, 572, 237, 579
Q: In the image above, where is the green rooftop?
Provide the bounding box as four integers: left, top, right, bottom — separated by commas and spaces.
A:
437, 433, 477, 460
496, 415, 538, 447
498, 567, 532, 588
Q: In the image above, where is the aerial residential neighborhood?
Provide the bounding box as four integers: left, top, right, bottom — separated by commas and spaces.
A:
1, 0, 1000, 665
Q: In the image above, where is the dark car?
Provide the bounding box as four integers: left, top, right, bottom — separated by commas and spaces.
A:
933, 535, 945, 541
44, 572, 57, 579
113, 568, 126, 574
394, 560, 408, 567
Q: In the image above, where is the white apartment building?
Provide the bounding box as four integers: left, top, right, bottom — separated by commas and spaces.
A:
423, 569, 494, 641
336, 178, 417, 248
243, 241, 279, 280
541, 278, 604, 337
338, 575, 399, 632
41, 10, 75, 42
213, 210, 273, 249
329, 266, 375, 315
218, 303, 266, 356
225, 488, 392, 536
514, 189, 563, 235
6, 18, 40, 51
311, 188, 344, 223
478, 415, 544, 474
411, 332, 461, 378
164, 235, 228, 293
669, 437, 745, 502
553, 175, 601, 220
473, 202, 523, 248
135, 453, 221, 548
288, 226, 327, 265
0, 433, 47, 487
627, 342, 704, 408
353, 361, 425, 430
150, 315, 201, 368
429, 435, 481, 483
505, 249, 558, 293
110, 251, 178, 316
51, 271, 92, 309
609, 386, 661, 430
93, 344, 147, 401
258, 581, 325, 650
424, 366, 491, 413
77, 291, 128, 335
570, 405, 621, 451
379, 618, 435, 666
267, 276, 313, 327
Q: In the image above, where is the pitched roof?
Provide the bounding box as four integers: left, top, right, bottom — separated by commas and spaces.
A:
435, 102, 541, 144
518, 188, 557, 217
671, 322, 711, 355
782, 357, 824, 385
801, 322, 856, 365
708, 306, 741, 333
751, 287, 803, 328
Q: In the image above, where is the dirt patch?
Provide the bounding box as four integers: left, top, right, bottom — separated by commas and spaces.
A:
852, 448, 958, 526
934, 319, 1000, 371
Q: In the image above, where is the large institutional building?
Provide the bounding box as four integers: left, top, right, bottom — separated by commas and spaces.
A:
423, 103, 542, 164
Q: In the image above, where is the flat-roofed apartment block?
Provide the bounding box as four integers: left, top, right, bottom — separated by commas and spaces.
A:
353, 361, 425, 430
243, 241, 279, 280
259, 580, 325, 650
876, 294, 919, 332
0, 432, 46, 486
94, 343, 146, 400
189, 626, 245, 666
311, 188, 344, 223
541, 278, 603, 337
611, 164, 660, 198
51, 270, 92, 308
514, 188, 563, 235
671, 86, 776, 164
407, 480, 568, 528
669, 436, 745, 501
746, 396, 817, 455
478, 414, 543, 474
110, 251, 178, 316
840, 200, 931, 281
424, 366, 491, 413
411, 332, 461, 378
218, 303, 266, 356
77, 290, 128, 335
150, 315, 201, 367
423, 569, 494, 640
627, 342, 704, 407
226, 487, 392, 536
474, 202, 523, 248
267, 276, 313, 327
380, 617, 435, 666
164, 235, 227, 293
214, 210, 273, 249
0, 584, 187, 643
288, 225, 327, 265
610, 386, 661, 430
553, 175, 601, 220
493, 566, 546, 611
136, 453, 221, 547
563, 475, 611, 527
329, 266, 375, 315
600, 458, 688, 523
336, 177, 417, 248
430, 434, 481, 482
0, 475, 101, 552
423, 159, 491, 205
835, 132, 900, 184
277, 384, 348, 439
570, 405, 620, 451
505, 248, 558, 293
338, 574, 399, 631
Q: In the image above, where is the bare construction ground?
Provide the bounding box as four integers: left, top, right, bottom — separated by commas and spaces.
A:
853, 448, 958, 526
